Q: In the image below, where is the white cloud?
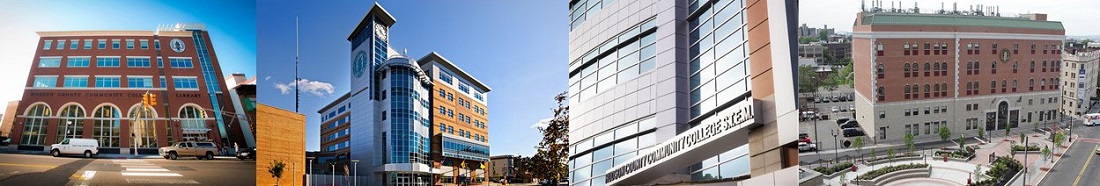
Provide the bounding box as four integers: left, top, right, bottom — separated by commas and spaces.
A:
274, 79, 336, 97
264, 76, 272, 81
530, 117, 553, 129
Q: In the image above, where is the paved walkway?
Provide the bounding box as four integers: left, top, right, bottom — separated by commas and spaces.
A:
819, 131, 1072, 186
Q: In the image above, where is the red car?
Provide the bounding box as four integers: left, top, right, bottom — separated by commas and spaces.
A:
798, 133, 812, 143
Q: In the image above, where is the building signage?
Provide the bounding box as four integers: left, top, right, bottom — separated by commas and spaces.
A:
605, 101, 756, 184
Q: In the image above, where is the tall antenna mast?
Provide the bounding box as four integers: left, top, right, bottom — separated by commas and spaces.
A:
295, 16, 300, 113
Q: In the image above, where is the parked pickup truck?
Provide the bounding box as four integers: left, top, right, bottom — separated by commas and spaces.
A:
159, 141, 220, 160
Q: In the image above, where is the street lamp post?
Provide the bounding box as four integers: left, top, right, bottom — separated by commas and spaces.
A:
1023, 135, 1028, 184
307, 157, 315, 186
351, 160, 359, 186
811, 76, 820, 154
331, 163, 335, 185
831, 129, 839, 162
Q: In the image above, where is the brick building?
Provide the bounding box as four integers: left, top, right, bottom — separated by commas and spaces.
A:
256, 104, 305, 186
852, 11, 1065, 142
9, 23, 247, 154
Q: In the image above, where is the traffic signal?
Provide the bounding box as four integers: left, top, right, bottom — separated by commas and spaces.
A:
141, 93, 150, 107
149, 93, 157, 106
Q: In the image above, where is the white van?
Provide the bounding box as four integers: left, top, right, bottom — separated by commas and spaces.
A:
1085, 113, 1100, 126
50, 138, 99, 158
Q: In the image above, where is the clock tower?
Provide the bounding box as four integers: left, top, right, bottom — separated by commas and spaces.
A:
344, 3, 396, 185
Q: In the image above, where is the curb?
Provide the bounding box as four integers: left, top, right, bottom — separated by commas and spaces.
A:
1030, 134, 1076, 186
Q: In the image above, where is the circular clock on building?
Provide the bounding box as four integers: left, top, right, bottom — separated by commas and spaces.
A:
170, 38, 186, 53
353, 51, 368, 78
1000, 49, 1011, 63
374, 22, 388, 41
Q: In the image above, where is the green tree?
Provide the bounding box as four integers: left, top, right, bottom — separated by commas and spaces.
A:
530, 92, 570, 183
1004, 126, 1011, 140
904, 133, 915, 153
798, 65, 826, 94
799, 37, 820, 44
977, 127, 985, 140
887, 148, 896, 159
938, 126, 951, 143
1053, 132, 1066, 152
818, 30, 829, 41
1083, 39, 1094, 46
1019, 132, 1026, 143
853, 137, 865, 162
974, 163, 984, 181
268, 160, 286, 186
958, 134, 966, 149
1042, 146, 1052, 161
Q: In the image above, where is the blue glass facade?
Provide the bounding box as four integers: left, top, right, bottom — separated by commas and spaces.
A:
188, 30, 229, 143
387, 65, 431, 165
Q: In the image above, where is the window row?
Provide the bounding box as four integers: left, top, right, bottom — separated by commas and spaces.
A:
38, 56, 189, 68
903, 106, 948, 117
42, 39, 159, 51
902, 42, 950, 56
569, 18, 659, 104
902, 83, 948, 99
33, 75, 193, 89
904, 121, 949, 136
878, 41, 1064, 56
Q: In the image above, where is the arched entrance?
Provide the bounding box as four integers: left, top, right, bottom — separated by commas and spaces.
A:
985, 101, 1021, 131
129, 105, 158, 148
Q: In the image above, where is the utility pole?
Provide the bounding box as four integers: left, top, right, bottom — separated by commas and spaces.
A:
295, 16, 300, 113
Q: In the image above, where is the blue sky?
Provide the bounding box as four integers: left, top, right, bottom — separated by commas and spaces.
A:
0, 0, 257, 106
257, 1, 568, 156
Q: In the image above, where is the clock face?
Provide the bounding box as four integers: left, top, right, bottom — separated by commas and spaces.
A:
353, 51, 368, 78
374, 22, 388, 41
170, 38, 186, 53
1000, 49, 1011, 63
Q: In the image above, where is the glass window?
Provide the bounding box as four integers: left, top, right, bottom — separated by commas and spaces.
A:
98, 39, 106, 49
127, 77, 153, 88
127, 57, 151, 67
173, 77, 199, 89
96, 57, 120, 67
43, 40, 52, 50
38, 57, 62, 67
94, 76, 120, 88
139, 40, 149, 49
154, 40, 161, 50
125, 39, 134, 49
169, 58, 194, 68
111, 39, 120, 49
67, 57, 91, 67
70, 39, 78, 49
56, 40, 65, 50
84, 39, 92, 49
33, 76, 57, 87
63, 76, 88, 87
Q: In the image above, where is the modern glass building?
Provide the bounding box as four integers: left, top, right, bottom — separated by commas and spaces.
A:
567, 0, 800, 185
315, 3, 491, 185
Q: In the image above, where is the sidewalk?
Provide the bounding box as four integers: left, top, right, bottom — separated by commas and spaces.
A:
0, 146, 237, 159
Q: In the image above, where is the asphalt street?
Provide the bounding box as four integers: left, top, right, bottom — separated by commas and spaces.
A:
0, 153, 254, 186
1038, 123, 1100, 186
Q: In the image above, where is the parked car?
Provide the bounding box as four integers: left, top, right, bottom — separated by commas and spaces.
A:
843, 128, 866, 137
840, 121, 860, 129
799, 133, 813, 143
849, 105, 855, 112
798, 142, 817, 152
814, 97, 823, 103
831, 106, 839, 112
236, 147, 255, 160
830, 96, 840, 102
835, 118, 852, 125
0, 136, 9, 146
50, 138, 99, 158
818, 113, 830, 120
159, 141, 221, 160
